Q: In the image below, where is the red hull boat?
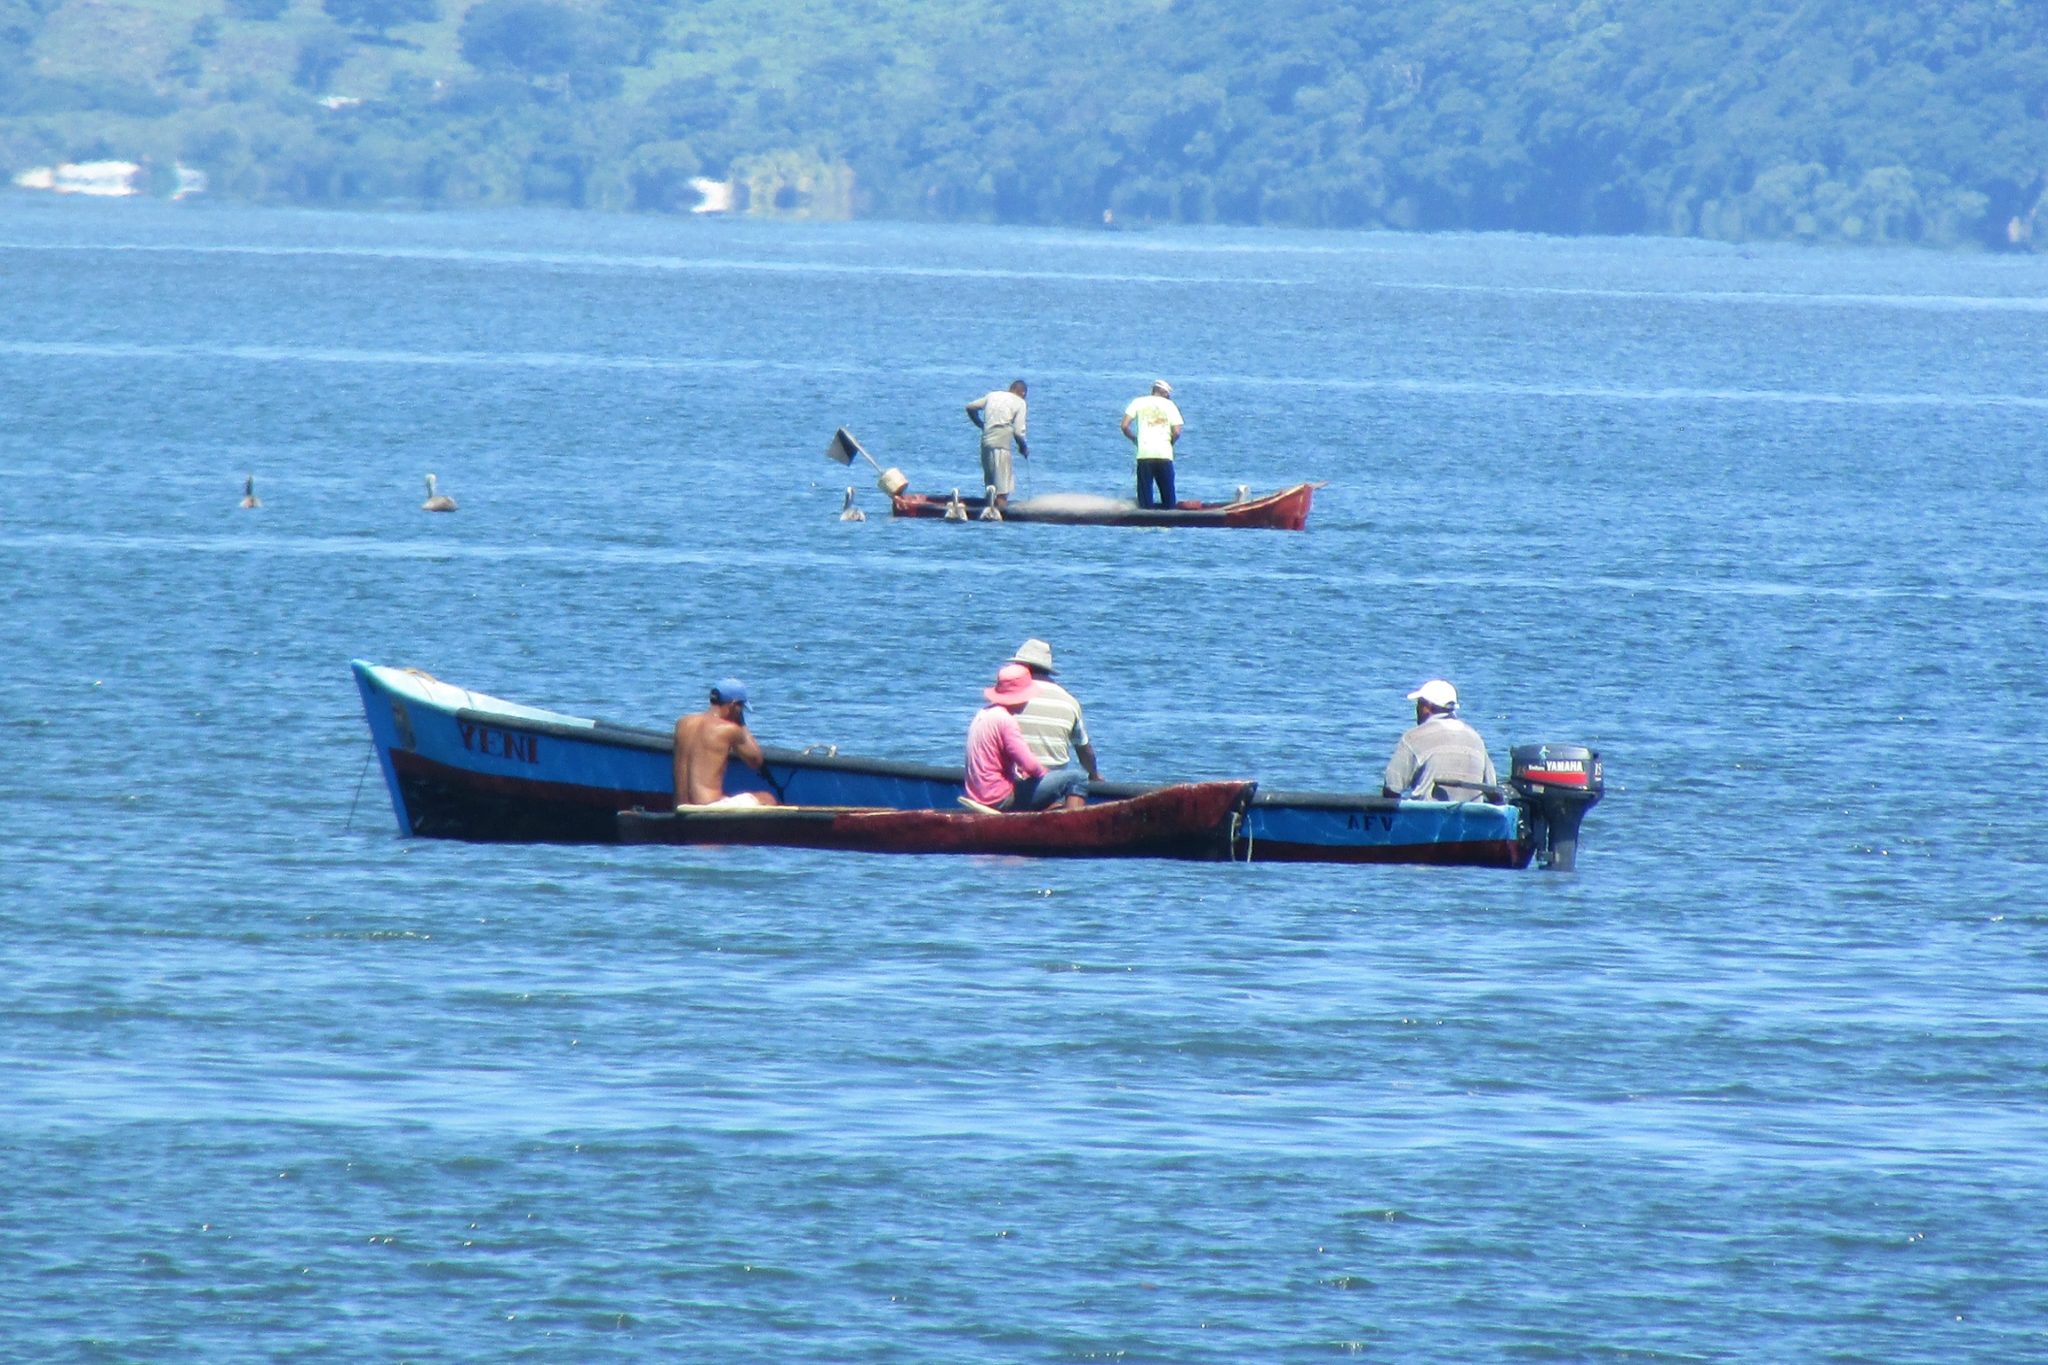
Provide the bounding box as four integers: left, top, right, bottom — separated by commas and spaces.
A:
615, 781, 1256, 860
889, 483, 1318, 530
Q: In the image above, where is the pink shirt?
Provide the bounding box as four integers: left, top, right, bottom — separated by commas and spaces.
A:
965, 704, 1045, 806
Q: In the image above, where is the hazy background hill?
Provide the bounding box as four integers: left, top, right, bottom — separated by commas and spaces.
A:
3, 0, 2044, 246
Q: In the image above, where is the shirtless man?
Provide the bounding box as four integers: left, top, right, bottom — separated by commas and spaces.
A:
672, 678, 779, 808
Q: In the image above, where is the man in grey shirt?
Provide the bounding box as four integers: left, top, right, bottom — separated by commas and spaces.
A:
1383, 679, 1499, 801
965, 379, 1029, 513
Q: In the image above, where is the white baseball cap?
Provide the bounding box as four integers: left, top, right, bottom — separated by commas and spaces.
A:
1406, 679, 1458, 709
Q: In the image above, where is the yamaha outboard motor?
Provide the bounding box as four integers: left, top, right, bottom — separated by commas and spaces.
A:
1510, 744, 1604, 871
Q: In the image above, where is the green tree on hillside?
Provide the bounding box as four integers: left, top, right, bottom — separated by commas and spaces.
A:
224, 0, 291, 21
461, 0, 581, 76
459, 0, 623, 96
324, 0, 439, 40
0, 0, 57, 49
293, 29, 349, 91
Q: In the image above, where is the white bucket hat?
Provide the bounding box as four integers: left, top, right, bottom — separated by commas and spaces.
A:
1008, 638, 1057, 675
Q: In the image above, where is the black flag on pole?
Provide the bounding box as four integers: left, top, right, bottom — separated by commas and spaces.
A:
825, 427, 869, 467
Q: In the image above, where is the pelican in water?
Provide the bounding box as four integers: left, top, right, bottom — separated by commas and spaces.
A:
839, 487, 865, 522
421, 474, 457, 512
1234, 484, 1250, 503
238, 475, 261, 510
977, 484, 1004, 521
942, 489, 968, 522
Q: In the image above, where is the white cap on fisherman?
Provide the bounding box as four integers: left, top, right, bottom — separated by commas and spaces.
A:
1406, 679, 1458, 711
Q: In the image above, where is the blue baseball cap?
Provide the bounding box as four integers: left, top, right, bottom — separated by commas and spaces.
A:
711, 677, 748, 707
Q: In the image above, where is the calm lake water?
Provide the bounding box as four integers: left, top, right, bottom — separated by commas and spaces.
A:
2, 198, 2045, 1361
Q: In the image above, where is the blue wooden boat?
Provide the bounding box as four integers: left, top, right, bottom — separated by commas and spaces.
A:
350, 661, 1601, 867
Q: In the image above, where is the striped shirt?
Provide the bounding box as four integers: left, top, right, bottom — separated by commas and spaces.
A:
1383, 714, 1498, 801
1016, 681, 1090, 767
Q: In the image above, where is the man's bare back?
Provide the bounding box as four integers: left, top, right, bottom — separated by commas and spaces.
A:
673, 705, 775, 807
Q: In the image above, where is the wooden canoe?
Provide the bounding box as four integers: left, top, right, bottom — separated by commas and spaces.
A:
615, 781, 1256, 860
890, 483, 1319, 530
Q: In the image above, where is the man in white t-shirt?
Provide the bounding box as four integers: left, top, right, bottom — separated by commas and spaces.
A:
965, 379, 1029, 512
1120, 379, 1184, 508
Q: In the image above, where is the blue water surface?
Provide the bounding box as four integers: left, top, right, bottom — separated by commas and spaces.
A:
2, 198, 2046, 1361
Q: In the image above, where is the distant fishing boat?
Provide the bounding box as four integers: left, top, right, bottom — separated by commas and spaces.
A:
351, 662, 1603, 868
824, 427, 1321, 531
888, 483, 1318, 530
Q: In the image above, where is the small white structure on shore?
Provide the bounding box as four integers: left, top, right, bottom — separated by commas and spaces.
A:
688, 176, 734, 214
11, 160, 208, 200
14, 161, 142, 197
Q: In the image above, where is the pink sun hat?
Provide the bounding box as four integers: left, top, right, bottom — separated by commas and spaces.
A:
984, 663, 1037, 706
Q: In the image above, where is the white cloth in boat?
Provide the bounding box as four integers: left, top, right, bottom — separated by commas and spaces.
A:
675, 791, 775, 812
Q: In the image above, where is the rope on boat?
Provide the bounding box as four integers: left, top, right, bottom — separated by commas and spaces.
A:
345, 741, 373, 833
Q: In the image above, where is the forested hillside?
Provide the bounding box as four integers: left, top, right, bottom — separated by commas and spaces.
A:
3, 0, 2044, 247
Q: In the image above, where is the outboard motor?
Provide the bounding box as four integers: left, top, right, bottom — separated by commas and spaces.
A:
1510, 744, 1604, 871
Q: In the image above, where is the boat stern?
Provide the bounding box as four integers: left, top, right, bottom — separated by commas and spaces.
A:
1509, 744, 1604, 870
1239, 790, 1529, 866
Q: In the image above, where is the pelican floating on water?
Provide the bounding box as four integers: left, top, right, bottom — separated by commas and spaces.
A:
238, 475, 261, 510
839, 487, 865, 522
421, 474, 457, 512
977, 484, 1004, 521
942, 489, 968, 521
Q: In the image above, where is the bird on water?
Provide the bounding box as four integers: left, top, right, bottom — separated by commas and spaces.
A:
238, 475, 261, 509
839, 487, 865, 522
421, 474, 457, 512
